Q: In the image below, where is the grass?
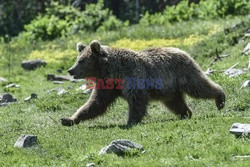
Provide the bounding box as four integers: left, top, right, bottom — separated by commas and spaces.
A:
0, 16, 250, 166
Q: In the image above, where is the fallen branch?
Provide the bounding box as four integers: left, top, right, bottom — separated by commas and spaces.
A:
209, 48, 229, 66
219, 63, 239, 73
226, 63, 239, 71
49, 116, 58, 124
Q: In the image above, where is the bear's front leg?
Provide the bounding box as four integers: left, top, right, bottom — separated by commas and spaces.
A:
127, 94, 149, 126
60, 117, 74, 126
61, 89, 119, 126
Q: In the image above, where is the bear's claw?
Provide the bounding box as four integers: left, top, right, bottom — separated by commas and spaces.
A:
60, 118, 74, 126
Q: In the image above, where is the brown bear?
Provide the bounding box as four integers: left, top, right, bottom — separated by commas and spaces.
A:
61, 40, 225, 126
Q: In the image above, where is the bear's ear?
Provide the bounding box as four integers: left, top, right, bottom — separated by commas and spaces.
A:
76, 42, 86, 53
90, 40, 101, 54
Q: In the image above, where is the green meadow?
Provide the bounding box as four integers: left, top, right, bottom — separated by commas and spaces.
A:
0, 1, 250, 166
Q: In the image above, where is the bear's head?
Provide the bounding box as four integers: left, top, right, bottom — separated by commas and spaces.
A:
68, 40, 107, 79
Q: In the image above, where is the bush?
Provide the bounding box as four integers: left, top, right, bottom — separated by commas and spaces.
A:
139, 0, 250, 26
97, 16, 129, 32
24, 15, 70, 40
23, 0, 126, 40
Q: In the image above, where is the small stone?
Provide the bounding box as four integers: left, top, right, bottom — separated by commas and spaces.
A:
47, 74, 84, 83
241, 80, 250, 88
99, 139, 144, 156
14, 134, 37, 148
79, 85, 87, 91
24, 93, 38, 102
83, 89, 92, 94
21, 60, 47, 70
233, 155, 250, 160
46, 87, 62, 94
70, 78, 84, 83
86, 163, 96, 167
229, 123, 250, 137
0, 77, 7, 82
57, 68, 63, 73
0, 103, 8, 107
242, 43, 250, 55
224, 68, 246, 77
5, 83, 20, 88
57, 89, 68, 96
1, 93, 17, 103
244, 29, 250, 37
47, 74, 71, 81
53, 81, 64, 84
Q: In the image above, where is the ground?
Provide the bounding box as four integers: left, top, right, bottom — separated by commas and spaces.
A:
0, 16, 250, 166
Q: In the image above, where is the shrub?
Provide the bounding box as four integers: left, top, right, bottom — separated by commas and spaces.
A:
23, 0, 126, 40
24, 15, 70, 40
97, 16, 129, 32
139, 0, 250, 26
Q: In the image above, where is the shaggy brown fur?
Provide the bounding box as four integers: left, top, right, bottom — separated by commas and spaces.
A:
61, 40, 225, 126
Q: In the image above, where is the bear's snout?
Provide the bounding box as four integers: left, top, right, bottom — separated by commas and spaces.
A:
68, 68, 75, 76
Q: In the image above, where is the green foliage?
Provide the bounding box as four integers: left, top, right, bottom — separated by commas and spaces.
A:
97, 16, 128, 32
198, 0, 250, 18
24, 15, 70, 40
23, 0, 126, 40
140, 0, 250, 25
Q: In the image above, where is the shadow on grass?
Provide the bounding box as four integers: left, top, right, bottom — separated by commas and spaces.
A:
88, 124, 131, 130
87, 118, 177, 130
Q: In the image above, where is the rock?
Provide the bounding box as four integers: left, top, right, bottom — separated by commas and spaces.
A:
14, 134, 37, 148
229, 123, 250, 137
83, 89, 92, 94
0, 77, 7, 82
53, 81, 64, 84
57, 68, 63, 73
5, 83, 20, 88
47, 88, 60, 94
57, 89, 68, 96
47, 74, 84, 83
0, 103, 8, 107
99, 139, 144, 156
46, 87, 63, 94
86, 163, 96, 167
79, 84, 87, 91
46, 87, 68, 95
224, 68, 246, 77
233, 155, 250, 160
70, 78, 84, 83
241, 80, 250, 88
24, 93, 38, 102
1, 93, 17, 103
242, 43, 250, 55
21, 60, 47, 70
245, 29, 250, 38
47, 74, 71, 81
67, 86, 74, 89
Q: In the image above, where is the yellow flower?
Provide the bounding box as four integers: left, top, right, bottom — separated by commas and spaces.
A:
28, 49, 76, 63
110, 35, 204, 51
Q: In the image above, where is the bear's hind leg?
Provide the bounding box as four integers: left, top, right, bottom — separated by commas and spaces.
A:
163, 93, 192, 119
181, 75, 225, 110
